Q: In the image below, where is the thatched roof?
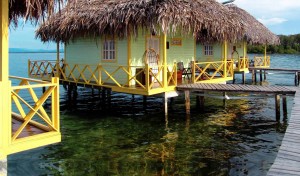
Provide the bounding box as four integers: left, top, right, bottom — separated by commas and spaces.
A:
36, 0, 245, 43
227, 4, 280, 45
9, 0, 63, 26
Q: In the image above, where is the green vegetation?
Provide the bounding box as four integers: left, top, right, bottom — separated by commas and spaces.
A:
248, 34, 300, 54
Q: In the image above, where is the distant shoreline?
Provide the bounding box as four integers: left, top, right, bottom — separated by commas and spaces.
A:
9, 52, 64, 53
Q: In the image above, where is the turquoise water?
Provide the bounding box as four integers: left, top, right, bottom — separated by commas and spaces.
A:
7, 53, 299, 175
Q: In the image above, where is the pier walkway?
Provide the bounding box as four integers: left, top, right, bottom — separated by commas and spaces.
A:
176, 83, 296, 119
267, 89, 300, 176
249, 67, 300, 85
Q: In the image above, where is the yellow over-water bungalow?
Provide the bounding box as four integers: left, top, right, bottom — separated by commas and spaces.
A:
1, 0, 62, 174
195, 4, 280, 83
32, 0, 246, 97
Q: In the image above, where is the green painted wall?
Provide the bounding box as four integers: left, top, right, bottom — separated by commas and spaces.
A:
196, 43, 223, 62
166, 35, 195, 68
65, 37, 128, 85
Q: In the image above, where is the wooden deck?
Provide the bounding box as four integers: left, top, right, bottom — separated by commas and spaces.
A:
267, 89, 300, 176
12, 113, 47, 139
176, 83, 297, 119
249, 67, 300, 85
249, 67, 300, 72
176, 83, 296, 95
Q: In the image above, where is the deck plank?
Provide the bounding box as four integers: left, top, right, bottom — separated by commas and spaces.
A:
267, 89, 300, 175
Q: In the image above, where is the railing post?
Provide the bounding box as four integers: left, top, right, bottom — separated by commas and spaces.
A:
191, 61, 195, 83
98, 65, 102, 85
223, 40, 228, 78
51, 77, 60, 131
0, 1, 10, 170
162, 34, 167, 89
0, 81, 11, 161
174, 62, 177, 86
264, 44, 267, 67
145, 64, 150, 91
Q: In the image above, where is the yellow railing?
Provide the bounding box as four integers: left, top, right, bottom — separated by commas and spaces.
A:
192, 60, 233, 83
8, 76, 60, 154
237, 57, 249, 71
29, 60, 177, 95
253, 56, 270, 68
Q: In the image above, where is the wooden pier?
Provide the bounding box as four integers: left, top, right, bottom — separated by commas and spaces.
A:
267, 89, 300, 176
176, 83, 296, 120
249, 67, 300, 85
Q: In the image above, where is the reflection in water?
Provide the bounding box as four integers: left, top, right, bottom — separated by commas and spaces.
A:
9, 86, 289, 176
7, 53, 298, 175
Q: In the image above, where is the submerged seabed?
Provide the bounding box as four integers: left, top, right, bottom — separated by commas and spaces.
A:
8, 53, 299, 176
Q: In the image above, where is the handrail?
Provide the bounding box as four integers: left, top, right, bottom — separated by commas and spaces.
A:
192, 60, 233, 83
254, 56, 270, 68
28, 60, 177, 92
237, 57, 249, 70
10, 77, 60, 142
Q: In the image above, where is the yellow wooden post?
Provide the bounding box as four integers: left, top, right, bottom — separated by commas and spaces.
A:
223, 40, 227, 78
191, 61, 195, 83
162, 34, 167, 88
127, 34, 132, 86
51, 77, 60, 131
145, 64, 150, 91
243, 41, 247, 69
0, 1, 10, 173
264, 44, 267, 67
56, 43, 60, 77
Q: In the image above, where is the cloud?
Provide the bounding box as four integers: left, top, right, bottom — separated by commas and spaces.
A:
258, 17, 288, 26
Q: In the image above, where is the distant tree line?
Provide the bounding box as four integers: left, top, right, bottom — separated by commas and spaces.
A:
247, 34, 300, 54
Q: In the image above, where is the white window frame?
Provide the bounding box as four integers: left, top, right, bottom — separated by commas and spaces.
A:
103, 39, 116, 61
204, 45, 213, 56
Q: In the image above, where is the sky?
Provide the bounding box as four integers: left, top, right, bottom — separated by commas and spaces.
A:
9, 0, 300, 50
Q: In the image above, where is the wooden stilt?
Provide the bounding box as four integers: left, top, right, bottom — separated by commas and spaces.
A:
169, 97, 174, 111
254, 70, 257, 83
282, 95, 287, 121
223, 92, 227, 108
164, 92, 168, 116
252, 69, 255, 83
232, 73, 236, 84
108, 89, 112, 108
143, 95, 147, 110
196, 95, 200, 108
242, 72, 245, 84
185, 90, 190, 115
199, 95, 205, 112
260, 69, 263, 82
275, 94, 281, 121
295, 72, 298, 86
264, 70, 267, 80
298, 72, 300, 86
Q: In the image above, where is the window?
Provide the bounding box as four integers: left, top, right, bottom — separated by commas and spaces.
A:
103, 39, 115, 60
204, 45, 213, 56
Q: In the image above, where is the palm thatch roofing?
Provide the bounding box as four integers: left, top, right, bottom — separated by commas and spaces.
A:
36, 0, 245, 43
227, 4, 280, 45
9, 0, 63, 26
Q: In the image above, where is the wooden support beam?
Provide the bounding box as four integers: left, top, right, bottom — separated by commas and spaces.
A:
164, 93, 168, 116
260, 70, 263, 82
196, 94, 205, 112
223, 92, 227, 107
275, 94, 281, 121
185, 90, 190, 115
143, 95, 147, 110
254, 70, 257, 83
282, 95, 287, 121
264, 70, 267, 80
295, 72, 298, 86
252, 70, 255, 83
242, 72, 245, 84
